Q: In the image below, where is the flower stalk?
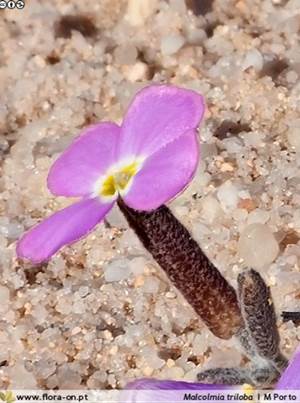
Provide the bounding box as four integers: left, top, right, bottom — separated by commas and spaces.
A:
117, 199, 243, 340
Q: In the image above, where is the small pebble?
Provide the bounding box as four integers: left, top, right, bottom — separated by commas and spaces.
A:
200, 195, 223, 223
104, 259, 131, 282
129, 256, 147, 275
126, 0, 158, 26
217, 180, 240, 210
238, 223, 279, 269
242, 49, 264, 71
123, 62, 149, 82
143, 276, 160, 293
114, 45, 138, 65
247, 209, 270, 225
161, 34, 185, 56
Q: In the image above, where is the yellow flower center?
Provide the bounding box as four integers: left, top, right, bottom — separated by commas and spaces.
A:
100, 161, 140, 198
242, 384, 255, 397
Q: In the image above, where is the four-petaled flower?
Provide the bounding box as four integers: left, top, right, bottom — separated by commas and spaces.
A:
17, 85, 205, 263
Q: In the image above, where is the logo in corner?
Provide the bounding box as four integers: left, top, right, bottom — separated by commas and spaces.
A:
0, 391, 15, 403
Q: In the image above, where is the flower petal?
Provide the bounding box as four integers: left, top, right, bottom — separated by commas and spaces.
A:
17, 198, 113, 263
276, 348, 300, 389
125, 379, 230, 390
119, 85, 204, 159
123, 129, 199, 210
120, 379, 234, 403
48, 123, 121, 197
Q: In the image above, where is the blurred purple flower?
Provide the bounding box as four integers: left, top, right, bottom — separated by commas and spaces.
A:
121, 347, 300, 402
17, 85, 205, 263
276, 347, 300, 389
121, 379, 237, 403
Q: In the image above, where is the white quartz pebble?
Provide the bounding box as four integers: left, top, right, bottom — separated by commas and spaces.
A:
238, 223, 279, 269
161, 34, 185, 56
104, 259, 131, 282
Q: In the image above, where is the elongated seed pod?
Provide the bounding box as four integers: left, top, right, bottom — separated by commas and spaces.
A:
197, 367, 252, 385
118, 199, 243, 339
238, 269, 281, 360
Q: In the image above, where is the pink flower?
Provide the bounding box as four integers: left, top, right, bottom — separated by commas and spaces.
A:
17, 85, 205, 263
276, 347, 300, 389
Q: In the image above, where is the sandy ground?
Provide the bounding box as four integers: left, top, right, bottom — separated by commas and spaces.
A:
0, 0, 300, 389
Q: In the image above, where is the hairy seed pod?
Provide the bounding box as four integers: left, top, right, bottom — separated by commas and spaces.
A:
238, 269, 281, 359
197, 367, 252, 385
118, 199, 243, 339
